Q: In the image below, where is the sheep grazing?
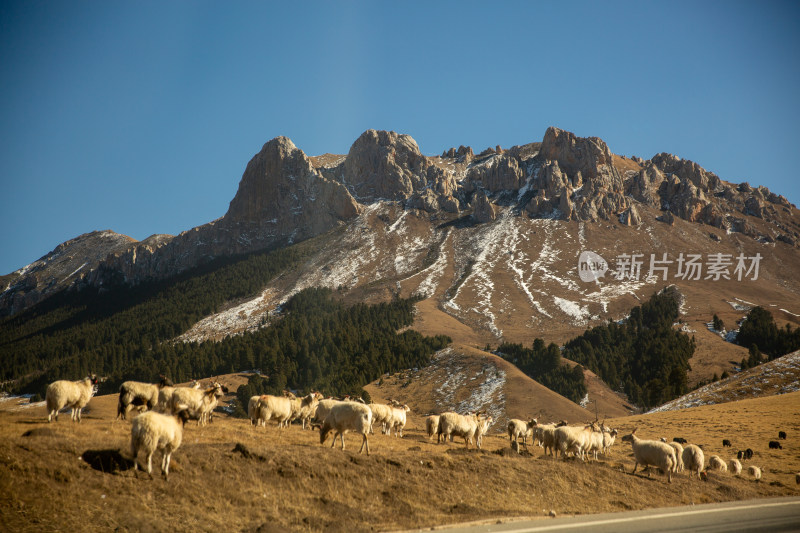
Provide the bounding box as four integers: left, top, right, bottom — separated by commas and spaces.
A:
319, 401, 372, 455
722, 439, 732, 447
729, 458, 742, 475
311, 399, 343, 429
584, 426, 608, 461
388, 404, 410, 437
130, 409, 190, 480
534, 424, 558, 456
292, 392, 324, 429
768, 441, 783, 450
747, 465, 762, 480
554, 424, 594, 460
169, 382, 225, 426
475, 415, 493, 449
673, 437, 687, 444
621, 428, 677, 483
425, 415, 440, 440
778, 431, 787, 440
117, 376, 173, 420
668, 441, 685, 472
437, 412, 492, 450
46, 375, 98, 423
602, 427, 619, 455
368, 403, 395, 435
682, 444, 705, 478
255, 392, 319, 429
708, 455, 727, 472
248, 395, 263, 427
507, 418, 537, 452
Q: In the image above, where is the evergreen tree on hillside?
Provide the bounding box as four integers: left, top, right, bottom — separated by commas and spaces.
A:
736, 306, 800, 360
562, 288, 694, 410
497, 340, 586, 403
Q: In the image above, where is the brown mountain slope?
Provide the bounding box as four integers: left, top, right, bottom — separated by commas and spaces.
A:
365, 344, 592, 430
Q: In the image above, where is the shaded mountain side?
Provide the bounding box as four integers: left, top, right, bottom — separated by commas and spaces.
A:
0, 230, 140, 316
579, 367, 634, 418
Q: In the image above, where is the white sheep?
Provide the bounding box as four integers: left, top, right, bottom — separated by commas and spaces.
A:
248, 395, 263, 426
729, 458, 742, 475
369, 403, 395, 435
554, 424, 594, 460
708, 455, 728, 472
475, 415, 493, 449
388, 404, 410, 437
437, 412, 491, 450
535, 424, 558, 456
292, 392, 323, 429
169, 382, 224, 426
117, 376, 173, 420
311, 399, 343, 429
425, 415, 440, 440
319, 401, 372, 455
668, 441, 684, 472
584, 425, 609, 461
256, 393, 319, 428
602, 427, 619, 455
682, 444, 705, 478
46, 375, 98, 423
507, 418, 537, 452
621, 428, 677, 483
747, 465, 762, 480
130, 409, 190, 480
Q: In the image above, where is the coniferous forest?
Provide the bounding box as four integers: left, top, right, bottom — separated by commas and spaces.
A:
735, 306, 800, 367
497, 340, 587, 403
561, 288, 695, 410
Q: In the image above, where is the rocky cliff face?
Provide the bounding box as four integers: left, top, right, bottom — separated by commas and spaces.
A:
3, 126, 798, 316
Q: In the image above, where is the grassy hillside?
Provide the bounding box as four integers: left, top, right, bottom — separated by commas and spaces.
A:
0, 388, 796, 532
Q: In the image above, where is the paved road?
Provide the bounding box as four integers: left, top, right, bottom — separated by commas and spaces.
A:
424, 497, 800, 533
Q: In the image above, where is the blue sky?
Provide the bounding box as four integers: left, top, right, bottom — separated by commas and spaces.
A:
1, 1, 799, 275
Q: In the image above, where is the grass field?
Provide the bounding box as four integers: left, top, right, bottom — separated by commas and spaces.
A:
1, 388, 797, 532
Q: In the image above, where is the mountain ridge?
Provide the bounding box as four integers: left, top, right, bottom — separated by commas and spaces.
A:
3, 127, 799, 359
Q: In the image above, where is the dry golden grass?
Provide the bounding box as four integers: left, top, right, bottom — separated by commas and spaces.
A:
1, 389, 797, 532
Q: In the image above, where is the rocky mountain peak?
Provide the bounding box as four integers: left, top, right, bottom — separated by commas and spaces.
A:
526, 127, 629, 221
3, 126, 797, 317
343, 129, 431, 201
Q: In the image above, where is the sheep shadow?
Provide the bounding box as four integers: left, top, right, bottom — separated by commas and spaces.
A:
81, 449, 136, 474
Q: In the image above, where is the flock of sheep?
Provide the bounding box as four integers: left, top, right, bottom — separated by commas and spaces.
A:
43, 374, 785, 485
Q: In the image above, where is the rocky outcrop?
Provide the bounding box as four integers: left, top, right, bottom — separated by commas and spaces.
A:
628, 165, 664, 206
651, 153, 721, 192
472, 190, 496, 223
619, 205, 641, 226
343, 130, 431, 201
525, 127, 629, 221
465, 153, 524, 192
525, 161, 573, 219
225, 136, 359, 247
